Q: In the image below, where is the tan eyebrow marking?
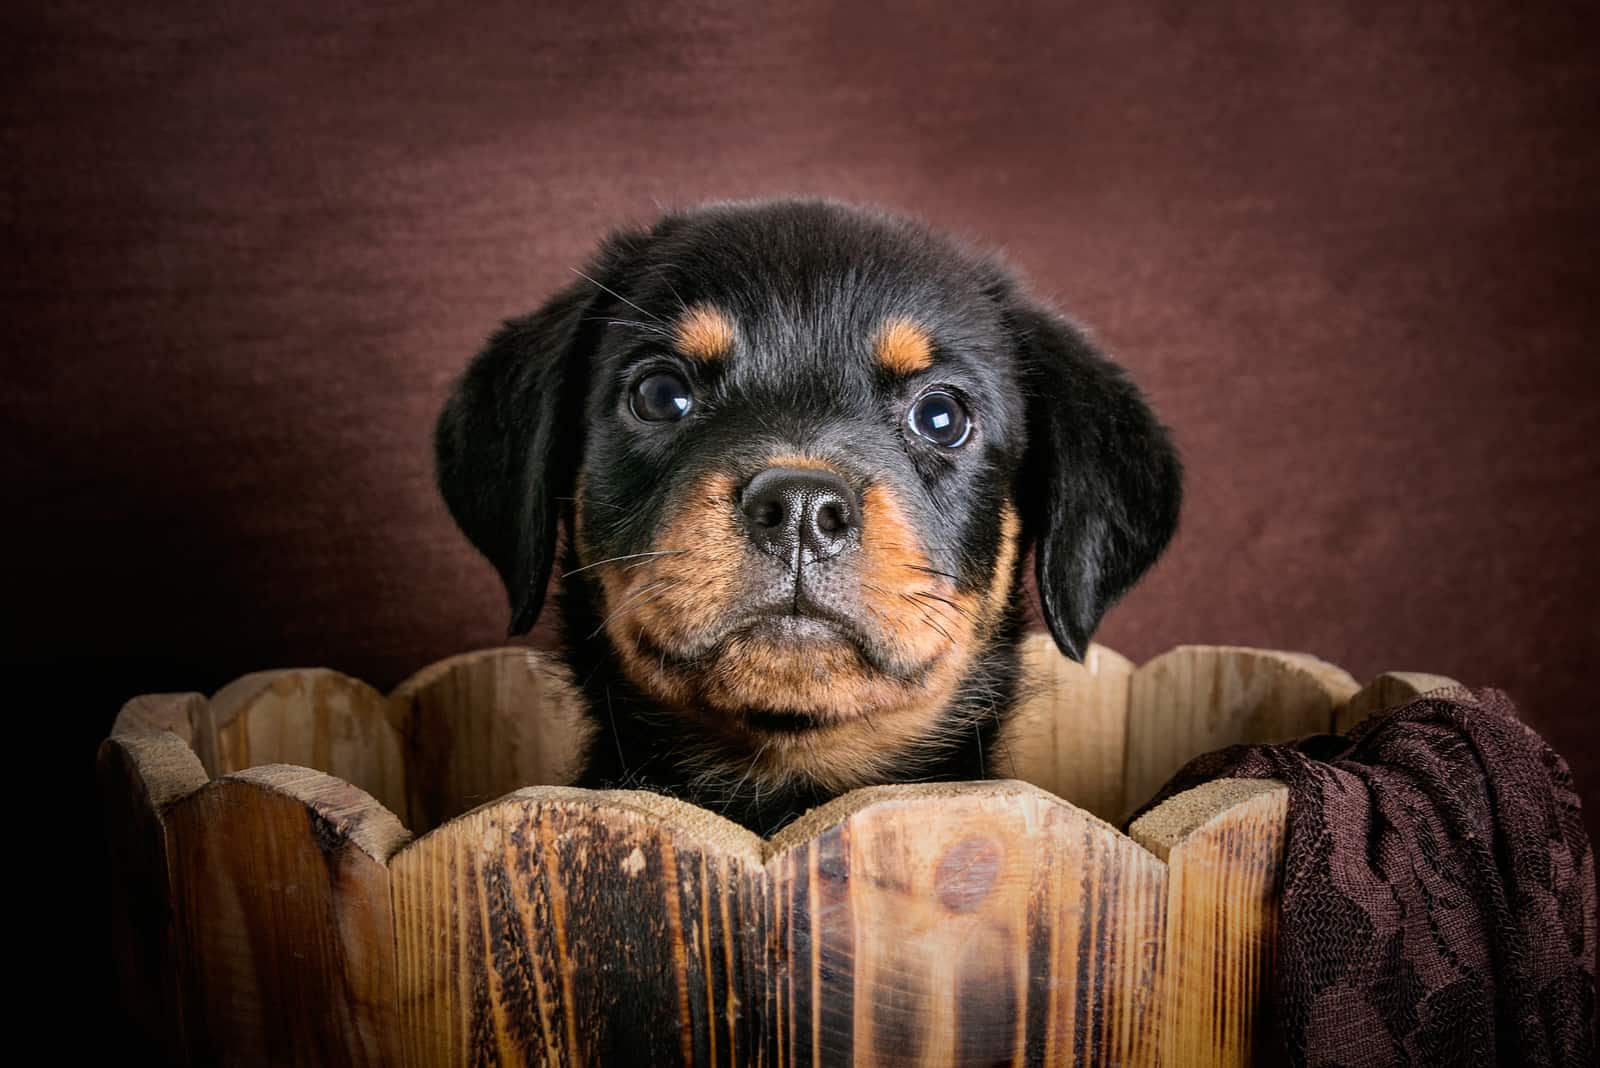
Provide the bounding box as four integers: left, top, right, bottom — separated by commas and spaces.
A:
671, 304, 736, 362
763, 453, 846, 476
873, 317, 935, 374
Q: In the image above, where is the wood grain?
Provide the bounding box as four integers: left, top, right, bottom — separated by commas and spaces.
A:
1130, 778, 1290, 1068
101, 642, 1469, 1066
193, 668, 409, 824
1335, 670, 1462, 735
97, 722, 210, 1064
390, 648, 590, 833
164, 764, 410, 1066
391, 786, 769, 1067
112, 690, 204, 745
1001, 634, 1135, 822
766, 780, 1167, 1067
1123, 647, 1358, 820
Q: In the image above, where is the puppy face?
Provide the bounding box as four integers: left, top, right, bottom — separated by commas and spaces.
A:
436, 200, 1180, 801
572, 216, 1029, 765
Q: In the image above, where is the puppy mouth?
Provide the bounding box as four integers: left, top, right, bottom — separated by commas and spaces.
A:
653, 597, 926, 681
733, 603, 858, 644
628, 589, 939, 701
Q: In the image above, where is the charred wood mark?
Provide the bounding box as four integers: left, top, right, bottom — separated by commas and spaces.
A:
935, 834, 1002, 913
814, 826, 855, 1061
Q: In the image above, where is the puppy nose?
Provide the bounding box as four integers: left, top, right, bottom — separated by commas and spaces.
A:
740, 467, 858, 562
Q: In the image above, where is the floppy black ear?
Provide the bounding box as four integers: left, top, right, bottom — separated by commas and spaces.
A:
1010, 300, 1183, 661
434, 232, 646, 635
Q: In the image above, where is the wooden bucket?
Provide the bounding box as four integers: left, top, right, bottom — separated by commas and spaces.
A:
99, 634, 1459, 1066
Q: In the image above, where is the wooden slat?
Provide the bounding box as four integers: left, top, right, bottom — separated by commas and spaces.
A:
391, 786, 769, 1067
193, 668, 408, 824
1335, 670, 1462, 735
389, 648, 590, 834
1130, 779, 1290, 1068
97, 722, 210, 1063
164, 764, 410, 1067
1002, 635, 1135, 822
1123, 647, 1358, 819
765, 780, 1167, 1067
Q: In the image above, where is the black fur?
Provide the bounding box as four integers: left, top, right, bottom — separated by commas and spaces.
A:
435, 199, 1181, 834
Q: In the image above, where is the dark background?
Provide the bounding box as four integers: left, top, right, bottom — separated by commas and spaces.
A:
6, 0, 1597, 1040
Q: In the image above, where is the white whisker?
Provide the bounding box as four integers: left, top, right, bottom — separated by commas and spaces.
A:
570, 266, 662, 323
586, 580, 674, 639
563, 550, 685, 577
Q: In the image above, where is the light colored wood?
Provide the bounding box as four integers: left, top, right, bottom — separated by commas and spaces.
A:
766, 780, 1167, 1067
1123, 647, 1358, 820
1001, 635, 1135, 822
389, 648, 591, 833
391, 786, 769, 1067
101, 642, 1475, 1065
112, 690, 204, 745
1130, 779, 1290, 1068
192, 667, 409, 824
163, 764, 410, 1067
97, 724, 210, 1064
1336, 671, 1462, 735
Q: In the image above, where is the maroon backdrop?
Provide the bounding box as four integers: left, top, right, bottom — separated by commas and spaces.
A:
6, 1, 1597, 1039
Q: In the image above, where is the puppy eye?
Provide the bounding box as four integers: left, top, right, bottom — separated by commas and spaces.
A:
907, 390, 971, 448
630, 370, 694, 422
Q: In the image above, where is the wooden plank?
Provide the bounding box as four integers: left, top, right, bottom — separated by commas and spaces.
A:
1130, 779, 1290, 1068
194, 668, 408, 825
765, 781, 1167, 1067
1123, 647, 1358, 819
1001, 635, 1134, 823
390, 648, 591, 833
97, 722, 210, 1064
164, 764, 410, 1067
1335, 670, 1461, 735
391, 786, 769, 1067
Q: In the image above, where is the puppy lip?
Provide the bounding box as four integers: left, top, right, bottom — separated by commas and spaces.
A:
629, 599, 946, 684
736, 613, 847, 643
633, 606, 873, 672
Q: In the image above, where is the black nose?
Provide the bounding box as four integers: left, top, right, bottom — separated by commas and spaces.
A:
740, 466, 858, 563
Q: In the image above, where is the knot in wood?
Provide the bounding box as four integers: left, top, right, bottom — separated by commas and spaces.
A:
934, 835, 1002, 913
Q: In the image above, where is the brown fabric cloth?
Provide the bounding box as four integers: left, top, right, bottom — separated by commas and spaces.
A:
1135, 688, 1596, 1067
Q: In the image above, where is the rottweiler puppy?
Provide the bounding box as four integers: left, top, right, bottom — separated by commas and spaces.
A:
435, 198, 1181, 833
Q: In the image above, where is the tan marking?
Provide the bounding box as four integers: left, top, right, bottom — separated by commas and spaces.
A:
595, 472, 743, 708
860, 484, 979, 654
672, 304, 735, 362
874, 317, 934, 375
587, 474, 1023, 794
761, 454, 842, 474
981, 502, 1022, 625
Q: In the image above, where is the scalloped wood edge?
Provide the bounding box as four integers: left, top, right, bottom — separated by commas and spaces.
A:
1123, 645, 1360, 824
100, 641, 1460, 1066
389, 648, 591, 832
163, 764, 410, 1065
1335, 670, 1464, 735
98, 725, 210, 1063
1003, 633, 1135, 821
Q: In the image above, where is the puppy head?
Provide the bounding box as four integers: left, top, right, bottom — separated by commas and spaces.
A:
436, 200, 1180, 782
